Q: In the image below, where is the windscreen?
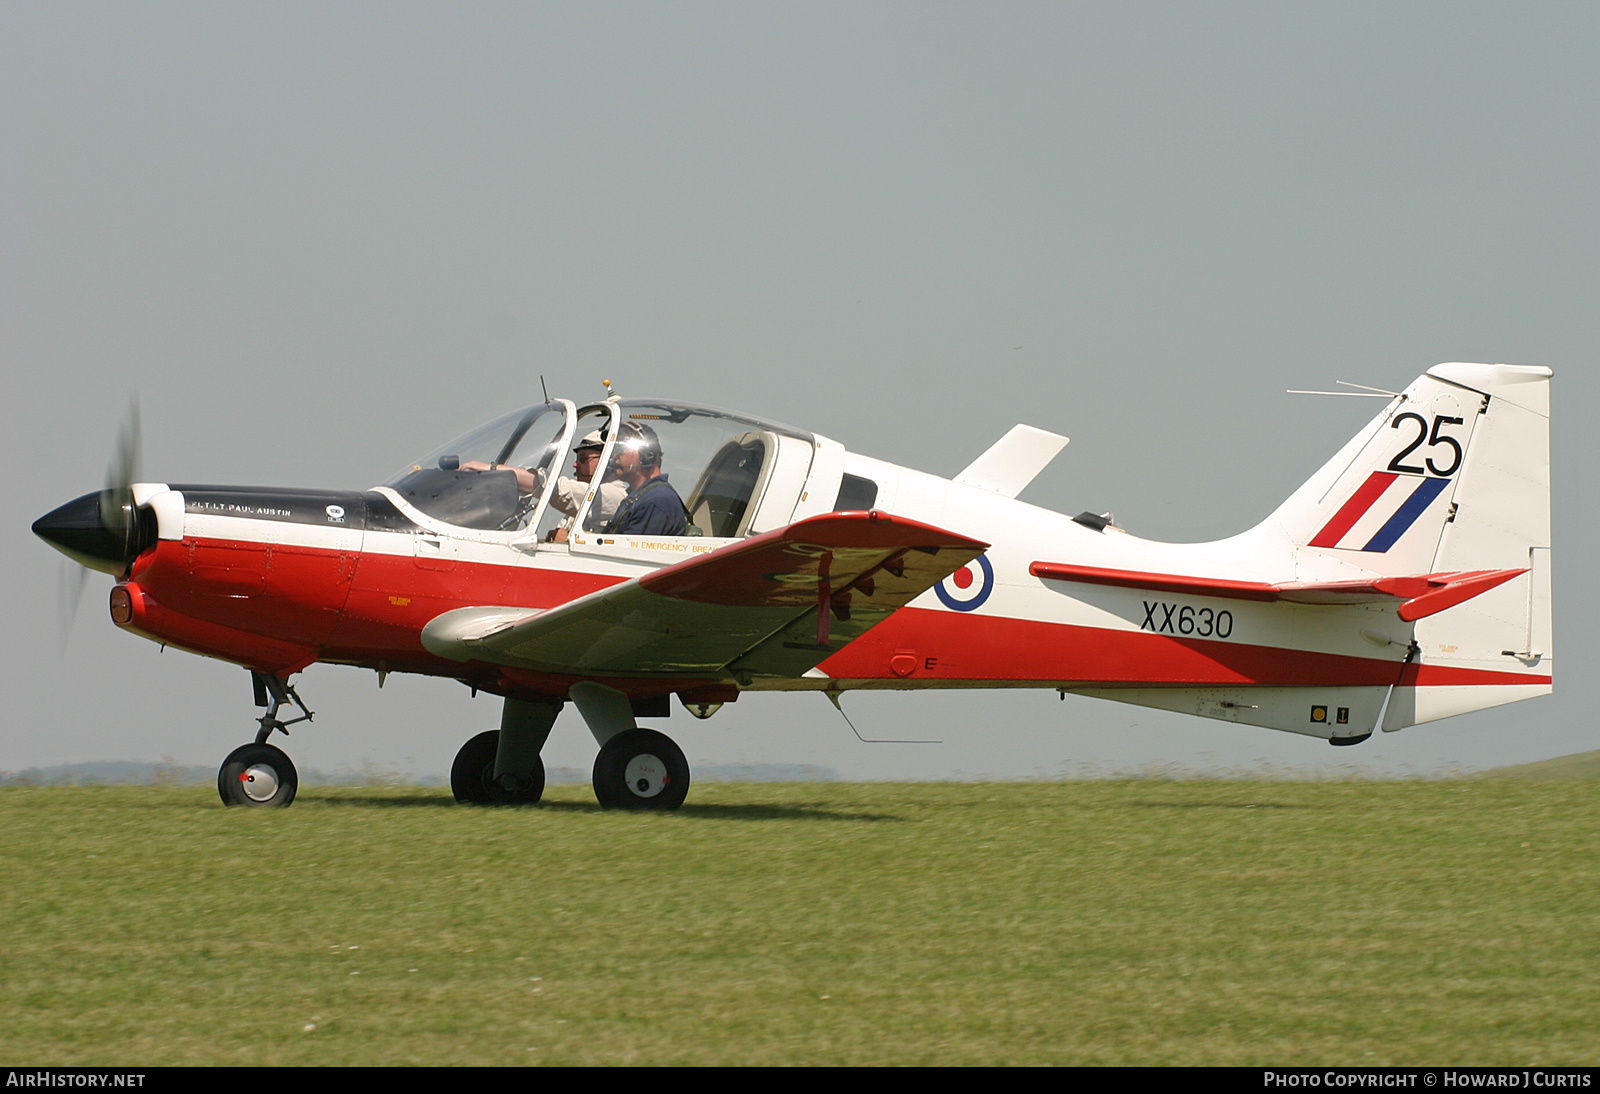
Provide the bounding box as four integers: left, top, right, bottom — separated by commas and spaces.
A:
383, 403, 572, 530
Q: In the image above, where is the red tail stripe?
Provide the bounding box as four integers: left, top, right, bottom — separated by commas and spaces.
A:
1398, 568, 1526, 622
1309, 471, 1397, 548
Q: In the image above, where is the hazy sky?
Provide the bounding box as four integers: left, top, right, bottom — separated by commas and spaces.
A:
4, 2, 1596, 781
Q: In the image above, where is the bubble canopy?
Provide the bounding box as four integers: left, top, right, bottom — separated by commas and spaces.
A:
382, 399, 816, 538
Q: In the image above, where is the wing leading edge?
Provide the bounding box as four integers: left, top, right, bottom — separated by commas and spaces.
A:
422, 511, 988, 678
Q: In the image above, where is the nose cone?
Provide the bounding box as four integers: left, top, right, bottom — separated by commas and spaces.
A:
33, 491, 146, 574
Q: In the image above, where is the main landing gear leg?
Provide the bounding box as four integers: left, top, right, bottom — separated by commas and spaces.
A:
570, 682, 690, 811
451, 698, 558, 805
217, 671, 312, 808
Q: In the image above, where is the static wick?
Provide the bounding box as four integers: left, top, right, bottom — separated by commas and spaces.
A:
824, 690, 941, 744
1285, 389, 1395, 398
1286, 379, 1403, 399
1336, 380, 1403, 397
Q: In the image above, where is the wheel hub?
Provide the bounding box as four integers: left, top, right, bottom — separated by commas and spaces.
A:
623, 753, 668, 798
240, 764, 279, 802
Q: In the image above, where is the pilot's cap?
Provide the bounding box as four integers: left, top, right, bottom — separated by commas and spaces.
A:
576, 429, 607, 451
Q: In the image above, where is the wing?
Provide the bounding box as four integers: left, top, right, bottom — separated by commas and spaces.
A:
1028, 562, 1526, 622
423, 511, 988, 678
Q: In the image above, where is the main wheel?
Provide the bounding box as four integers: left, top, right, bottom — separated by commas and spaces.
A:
218, 743, 298, 808
451, 730, 545, 805
592, 729, 689, 811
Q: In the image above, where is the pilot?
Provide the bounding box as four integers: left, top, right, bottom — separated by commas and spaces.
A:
604, 422, 688, 536
547, 429, 626, 541
460, 428, 626, 536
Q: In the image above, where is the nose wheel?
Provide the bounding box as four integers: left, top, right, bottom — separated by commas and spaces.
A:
592, 728, 689, 810
217, 742, 299, 808
216, 671, 312, 808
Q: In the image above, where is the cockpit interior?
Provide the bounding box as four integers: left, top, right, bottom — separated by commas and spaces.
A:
383, 398, 821, 545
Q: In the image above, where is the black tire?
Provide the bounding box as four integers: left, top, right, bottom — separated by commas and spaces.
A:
592, 728, 689, 811
217, 743, 298, 808
451, 730, 545, 805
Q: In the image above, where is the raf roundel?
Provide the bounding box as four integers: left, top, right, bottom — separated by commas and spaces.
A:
935, 554, 994, 612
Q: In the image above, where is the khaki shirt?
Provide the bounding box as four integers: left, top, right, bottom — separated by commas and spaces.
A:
551, 475, 626, 532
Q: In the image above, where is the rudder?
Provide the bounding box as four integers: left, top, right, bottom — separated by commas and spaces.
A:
1383, 363, 1553, 728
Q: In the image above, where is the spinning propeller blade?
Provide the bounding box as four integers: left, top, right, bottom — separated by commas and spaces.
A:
100, 397, 142, 551
56, 558, 89, 651
33, 397, 154, 587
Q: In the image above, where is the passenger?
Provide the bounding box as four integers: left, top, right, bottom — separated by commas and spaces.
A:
605, 423, 688, 536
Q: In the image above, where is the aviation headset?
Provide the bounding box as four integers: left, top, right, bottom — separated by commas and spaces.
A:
617, 421, 664, 470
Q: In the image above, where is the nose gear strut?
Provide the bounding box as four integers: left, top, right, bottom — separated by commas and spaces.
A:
251, 670, 314, 744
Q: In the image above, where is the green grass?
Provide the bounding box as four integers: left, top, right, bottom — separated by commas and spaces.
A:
1480, 750, 1600, 781
2, 780, 1598, 1065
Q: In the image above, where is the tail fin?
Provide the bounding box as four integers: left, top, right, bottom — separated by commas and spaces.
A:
1266, 362, 1552, 726
1267, 366, 1510, 575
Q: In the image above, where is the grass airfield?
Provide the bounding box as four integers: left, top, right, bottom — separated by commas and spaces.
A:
2, 776, 1597, 1066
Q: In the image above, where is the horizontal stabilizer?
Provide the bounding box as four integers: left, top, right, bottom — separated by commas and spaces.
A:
1029, 561, 1526, 621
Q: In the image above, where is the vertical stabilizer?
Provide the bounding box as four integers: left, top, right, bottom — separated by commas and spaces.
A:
1262, 371, 1493, 579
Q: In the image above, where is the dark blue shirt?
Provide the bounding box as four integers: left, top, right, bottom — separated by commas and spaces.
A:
606, 473, 688, 536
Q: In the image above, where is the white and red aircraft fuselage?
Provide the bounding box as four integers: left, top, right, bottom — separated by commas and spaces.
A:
33, 362, 1553, 808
